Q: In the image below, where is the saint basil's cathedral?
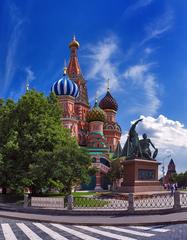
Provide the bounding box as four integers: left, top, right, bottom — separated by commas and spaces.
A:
51, 37, 122, 190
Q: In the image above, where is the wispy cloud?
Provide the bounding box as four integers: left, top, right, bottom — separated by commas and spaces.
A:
121, 0, 154, 19
124, 63, 160, 115
25, 66, 35, 84
85, 33, 161, 115
85, 35, 120, 97
3, 2, 24, 95
8, 66, 35, 100
141, 8, 174, 44
144, 47, 154, 55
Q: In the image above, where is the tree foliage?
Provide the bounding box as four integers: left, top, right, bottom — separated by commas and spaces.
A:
170, 172, 187, 188
0, 90, 92, 195
0, 99, 17, 194
107, 158, 123, 182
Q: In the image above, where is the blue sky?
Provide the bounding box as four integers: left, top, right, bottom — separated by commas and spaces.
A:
0, 0, 187, 173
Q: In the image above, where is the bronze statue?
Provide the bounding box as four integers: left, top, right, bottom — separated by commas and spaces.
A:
139, 133, 158, 160
121, 119, 158, 160
122, 119, 143, 159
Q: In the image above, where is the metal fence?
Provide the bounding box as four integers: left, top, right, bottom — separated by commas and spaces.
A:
71, 191, 182, 212
31, 197, 64, 208
24, 191, 187, 213
73, 196, 128, 210
134, 192, 174, 209
180, 192, 187, 208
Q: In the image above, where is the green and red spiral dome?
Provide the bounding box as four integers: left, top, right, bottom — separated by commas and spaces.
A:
86, 99, 106, 123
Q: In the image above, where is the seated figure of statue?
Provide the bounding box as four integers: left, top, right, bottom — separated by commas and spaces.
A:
139, 133, 158, 160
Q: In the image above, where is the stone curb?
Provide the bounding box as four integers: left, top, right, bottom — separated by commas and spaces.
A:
0, 208, 187, 226
0, 211, 186, 226
0, 205, 181, 216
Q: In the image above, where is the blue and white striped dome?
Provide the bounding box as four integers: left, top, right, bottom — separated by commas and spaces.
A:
51, 73, 79, 98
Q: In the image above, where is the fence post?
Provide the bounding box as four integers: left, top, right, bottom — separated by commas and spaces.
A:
67, 195, 74, 210
173, 191, 181, 210
24, 194, 31, 207
127, 193, 135, 213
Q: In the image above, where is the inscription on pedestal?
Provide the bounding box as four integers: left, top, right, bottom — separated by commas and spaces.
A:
138, 169, 155, 180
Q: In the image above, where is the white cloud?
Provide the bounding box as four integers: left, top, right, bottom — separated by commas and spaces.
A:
144, 47, 154, 55
122, 0, 154, 19
124, 64, 160, 115
137, 115, 187, 148
25, 67, 35, 83
142, 9, 174, 44
85, 36, 161, 114
85, 35, 120, 97
121, 115, 187, 174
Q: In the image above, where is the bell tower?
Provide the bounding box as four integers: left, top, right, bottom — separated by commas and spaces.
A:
67, 36, 89, 107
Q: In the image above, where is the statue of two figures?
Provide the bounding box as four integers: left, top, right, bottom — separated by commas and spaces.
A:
123, 119, 158, 160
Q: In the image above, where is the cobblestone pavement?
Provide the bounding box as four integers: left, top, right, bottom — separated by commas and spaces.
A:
2, 217, 187, 240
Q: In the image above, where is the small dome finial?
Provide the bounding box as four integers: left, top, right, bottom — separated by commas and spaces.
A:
94, 94, 98, 107
69, 35, 80, 48
26, 78, 29, 92
107, 78, 110, 92
63, 59, 67, 75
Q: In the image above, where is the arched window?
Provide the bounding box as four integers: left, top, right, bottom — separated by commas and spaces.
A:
100, 158, 110, 167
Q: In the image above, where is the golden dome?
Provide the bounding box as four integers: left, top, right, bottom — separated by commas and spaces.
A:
69, 36, 80, 48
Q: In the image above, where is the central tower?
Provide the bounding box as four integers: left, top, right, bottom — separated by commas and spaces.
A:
67, 36, 90, 145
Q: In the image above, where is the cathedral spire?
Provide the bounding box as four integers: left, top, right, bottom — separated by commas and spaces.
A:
67, 36, 81, 78
67, 36, 90, 107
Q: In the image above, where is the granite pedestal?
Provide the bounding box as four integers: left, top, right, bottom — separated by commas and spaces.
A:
119, 158, 163, 193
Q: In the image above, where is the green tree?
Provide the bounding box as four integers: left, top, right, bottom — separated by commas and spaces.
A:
107, 158, 123, 188
0, 90, 92, 195
0, 99, 17, 194
176, 172, 187, 189
50, 146, 92, 194
13, 90, 68, 193
169, 172, 187, 189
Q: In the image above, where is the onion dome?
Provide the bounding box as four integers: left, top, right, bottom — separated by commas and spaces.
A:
51, 67, 79, 97
86, 99, 106, 123
99, 90, 118, 111
69, 35, 80, 48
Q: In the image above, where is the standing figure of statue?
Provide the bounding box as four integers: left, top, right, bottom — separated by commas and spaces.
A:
139, 133, 158, 160
122, 119, 143, 159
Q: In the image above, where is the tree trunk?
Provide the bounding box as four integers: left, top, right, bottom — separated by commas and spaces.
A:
2, 187, 7, 195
